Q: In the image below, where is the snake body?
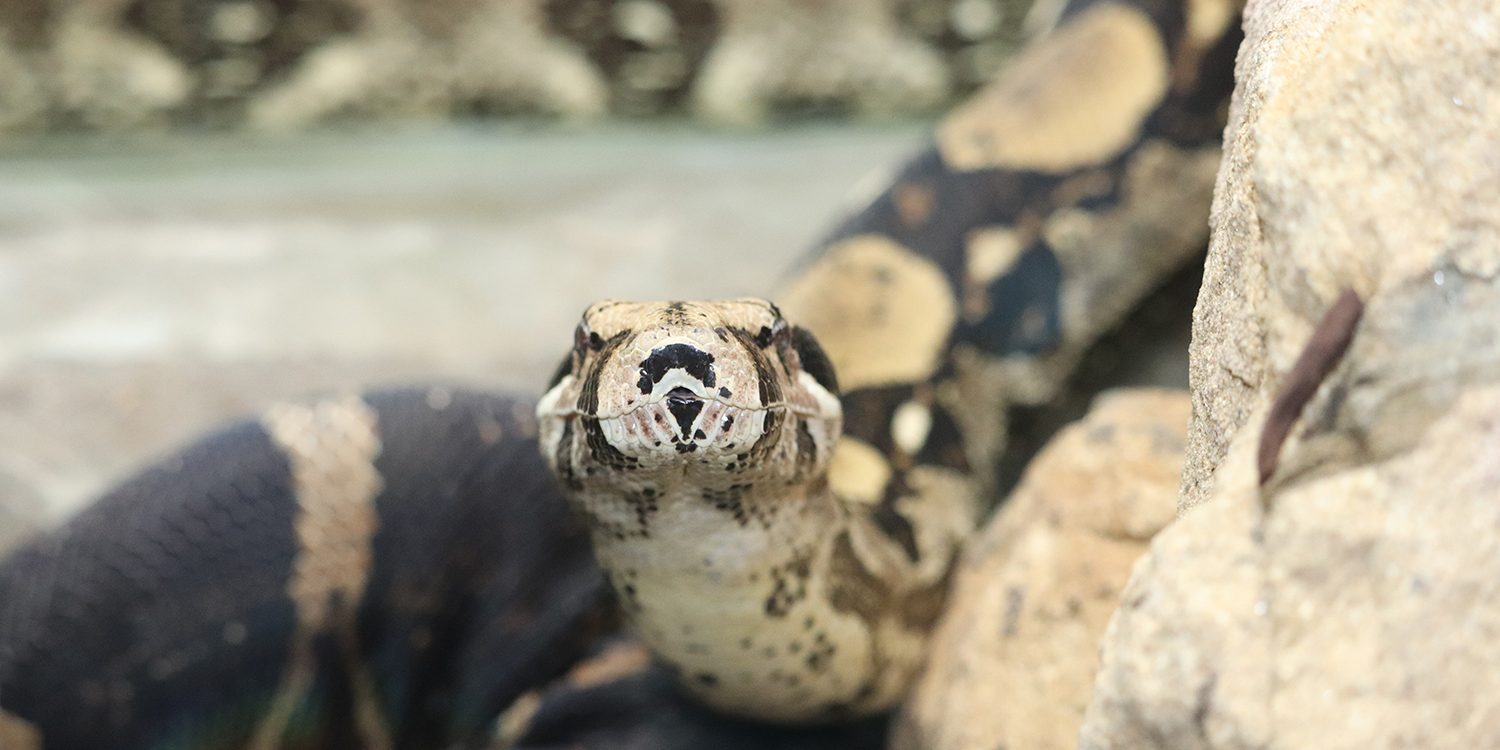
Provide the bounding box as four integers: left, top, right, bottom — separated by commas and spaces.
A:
0, 0, 1242, 746
0, 390, 610, 750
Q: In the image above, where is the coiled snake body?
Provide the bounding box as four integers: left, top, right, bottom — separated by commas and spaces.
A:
0, 0, 1242, 746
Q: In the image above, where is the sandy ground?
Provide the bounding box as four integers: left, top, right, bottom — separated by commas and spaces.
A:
0, 123, 929, 536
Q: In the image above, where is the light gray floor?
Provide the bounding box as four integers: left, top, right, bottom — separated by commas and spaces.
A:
0, 123, 929, 530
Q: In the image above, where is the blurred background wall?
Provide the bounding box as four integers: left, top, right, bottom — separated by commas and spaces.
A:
0, 0, 1062, 131
0, 0, 1062, 540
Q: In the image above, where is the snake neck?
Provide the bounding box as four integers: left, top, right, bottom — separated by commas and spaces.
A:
568, 468, 945, 723
574, 472, 839, 593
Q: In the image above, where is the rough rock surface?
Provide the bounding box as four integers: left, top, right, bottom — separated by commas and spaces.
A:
1081, 0, 1500, 747
894, 388, 1187, 750
1180, 0, 1500, 511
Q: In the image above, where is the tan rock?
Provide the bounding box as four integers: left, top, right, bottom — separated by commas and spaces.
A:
1083, 0, 1500, 747
1085, 315, 1500, 749
1079, 417, 1272, 750
894, 388, 1188, 750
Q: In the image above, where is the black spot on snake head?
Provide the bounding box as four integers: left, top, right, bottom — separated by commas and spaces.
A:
638, 343, 717, 395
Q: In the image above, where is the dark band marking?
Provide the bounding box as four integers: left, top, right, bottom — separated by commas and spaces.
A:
917, 401, 972, 472
871, 491, 920, 564
841, 386, 969, 473
731, 328, 784, 407
578, 332, 629, 416
790, 326, 840, 392
957, 242, 1065, 356
898, 556, 955, 632
825, 531, 889, 626
1257, 288, 1364, 485
583, 420, 637, 470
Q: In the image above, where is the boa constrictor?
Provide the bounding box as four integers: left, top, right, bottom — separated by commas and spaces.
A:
0, 0, 1241, 747
536, 299, 969, 722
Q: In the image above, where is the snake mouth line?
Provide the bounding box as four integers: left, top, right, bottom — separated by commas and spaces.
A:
567, 395, 815, 422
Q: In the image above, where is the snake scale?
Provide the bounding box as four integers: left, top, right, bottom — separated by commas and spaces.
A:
0, 0, 1241, 747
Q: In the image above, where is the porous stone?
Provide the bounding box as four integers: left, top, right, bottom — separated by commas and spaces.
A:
894, 388, 1188, 750
1082, 0, 1500, 747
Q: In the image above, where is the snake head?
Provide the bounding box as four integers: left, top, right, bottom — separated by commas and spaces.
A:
537, 298, 843, 489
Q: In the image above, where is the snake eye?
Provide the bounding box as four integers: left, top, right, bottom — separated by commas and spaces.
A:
755, 316, 790, 349
790, 326, 838, 393
575, 324, 606, 352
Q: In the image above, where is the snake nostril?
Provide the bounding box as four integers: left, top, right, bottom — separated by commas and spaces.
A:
665, 387, 704, 438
